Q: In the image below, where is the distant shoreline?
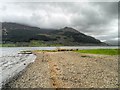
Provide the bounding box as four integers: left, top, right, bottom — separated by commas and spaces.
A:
0, 45, 119, 47
1, 44, 113, 47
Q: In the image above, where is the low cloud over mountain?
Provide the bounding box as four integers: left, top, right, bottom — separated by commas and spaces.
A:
0, 2, 118, 45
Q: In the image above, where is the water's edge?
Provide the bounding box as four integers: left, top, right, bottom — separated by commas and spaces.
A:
1, 46, 118, 89
1, 53, 37, 89
2, 62, 34, 89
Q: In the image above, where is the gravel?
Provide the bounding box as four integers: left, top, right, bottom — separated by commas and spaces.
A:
3, 51, 118, 88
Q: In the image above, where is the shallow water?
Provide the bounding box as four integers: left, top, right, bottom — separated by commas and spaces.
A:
1, 47, 39, 88
0, 46, 118, 88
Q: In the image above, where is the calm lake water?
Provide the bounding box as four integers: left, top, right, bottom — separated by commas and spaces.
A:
0, 46, 118, 88
1, 46, 119, 56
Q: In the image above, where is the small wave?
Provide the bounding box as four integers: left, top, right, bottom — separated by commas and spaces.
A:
0, 53, 36, 88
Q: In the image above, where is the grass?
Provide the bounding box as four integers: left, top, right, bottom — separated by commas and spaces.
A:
1, 43, 16, 47
34, 50, 58, 52
33, 49, 120, 55
34, 48, 78, 52
1, 42, 64, 47
76, 49, 120, 55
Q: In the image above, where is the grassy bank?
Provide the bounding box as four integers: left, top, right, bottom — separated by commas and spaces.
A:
35, 49, 120, 55
0, 43, 16, 47
76, 49, 119, 55
1, 43, 63, 47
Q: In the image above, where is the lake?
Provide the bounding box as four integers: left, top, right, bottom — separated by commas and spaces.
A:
1, 46, 119, 56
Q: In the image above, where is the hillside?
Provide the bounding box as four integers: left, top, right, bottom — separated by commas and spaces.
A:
2, 22, 107, 46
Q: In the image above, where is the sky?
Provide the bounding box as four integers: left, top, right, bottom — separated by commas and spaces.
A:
0, 1, 119, 45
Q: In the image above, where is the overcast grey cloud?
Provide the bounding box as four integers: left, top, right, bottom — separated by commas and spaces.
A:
0, 2, 118, 44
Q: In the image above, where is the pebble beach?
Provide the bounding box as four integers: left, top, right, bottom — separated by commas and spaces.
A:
3, 51, 118, 88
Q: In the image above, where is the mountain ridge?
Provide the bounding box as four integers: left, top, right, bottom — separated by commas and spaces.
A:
2, 22, 108, 46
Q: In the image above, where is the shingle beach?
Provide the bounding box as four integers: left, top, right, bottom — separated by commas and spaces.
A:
4, 51, 118, 88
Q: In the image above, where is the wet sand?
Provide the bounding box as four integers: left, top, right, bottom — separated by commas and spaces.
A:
4, 51, 118, 88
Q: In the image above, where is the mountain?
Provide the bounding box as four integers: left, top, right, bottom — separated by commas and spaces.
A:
2, 22, 107, 46
104, 40, 119, 46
